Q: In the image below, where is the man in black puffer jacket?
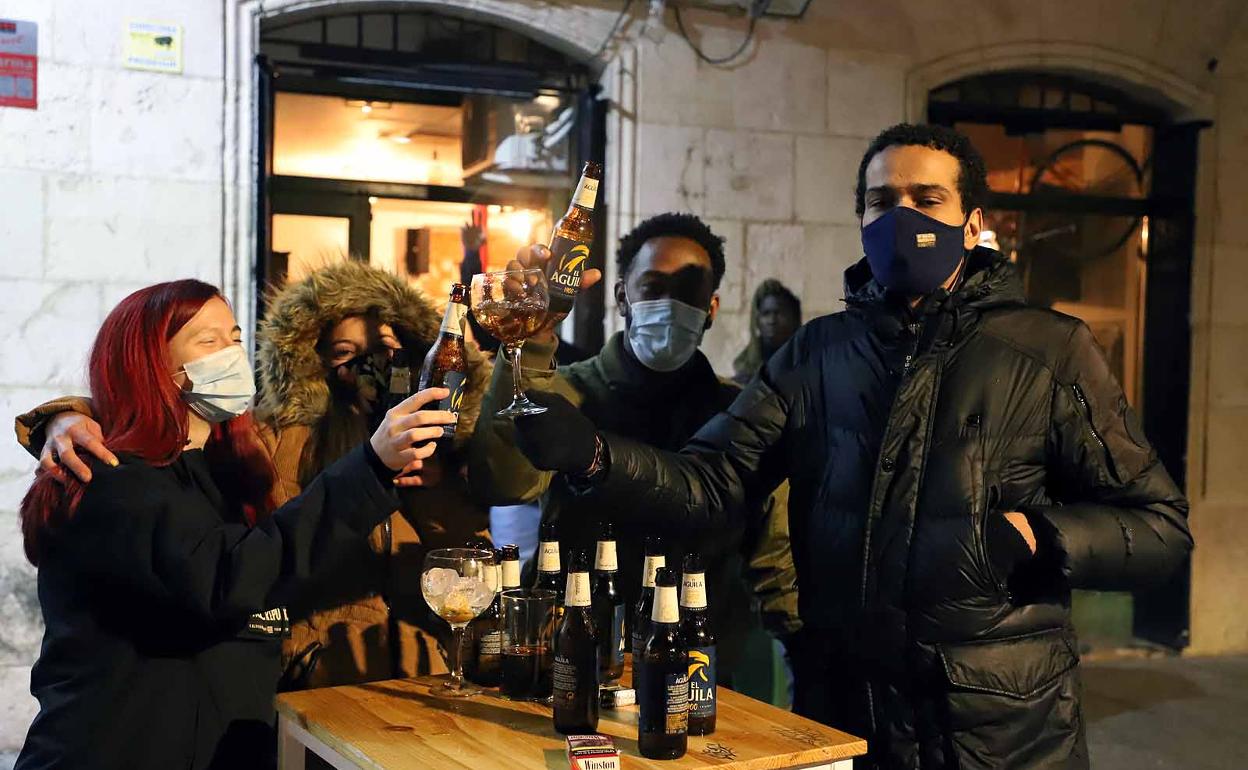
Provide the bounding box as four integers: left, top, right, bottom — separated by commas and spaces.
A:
510, 124, 1192, 769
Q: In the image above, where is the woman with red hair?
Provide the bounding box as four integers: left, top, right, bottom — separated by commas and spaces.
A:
15, 280, 453, 770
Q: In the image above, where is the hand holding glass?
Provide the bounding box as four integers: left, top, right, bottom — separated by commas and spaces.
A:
470, 269, 550, 417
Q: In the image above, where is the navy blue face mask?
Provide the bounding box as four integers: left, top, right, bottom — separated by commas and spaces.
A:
861, 207, 967, 295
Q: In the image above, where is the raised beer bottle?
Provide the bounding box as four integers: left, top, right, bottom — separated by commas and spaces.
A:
534, 520, 564, 606
591, 521, 625, 684
638, 567, 688, 760
545, 161, 601, 319
680, 553, 716, 735
464, 547, 504, 687
552, 551, 600, 735
416, 283, 469, 439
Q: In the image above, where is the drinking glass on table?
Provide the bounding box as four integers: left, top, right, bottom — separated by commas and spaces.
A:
470, 268, 550, 417
421, 548, 497, 698
500, 589, 558, 702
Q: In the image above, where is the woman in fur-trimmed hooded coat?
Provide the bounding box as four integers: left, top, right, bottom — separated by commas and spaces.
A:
254, 261, 493, 689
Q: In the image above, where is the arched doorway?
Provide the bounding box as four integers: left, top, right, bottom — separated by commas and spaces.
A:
927, 71, 1204, 651
252, 5, 607, 352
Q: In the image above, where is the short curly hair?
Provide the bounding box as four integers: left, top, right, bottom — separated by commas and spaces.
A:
854, 123, 989, 219
616, 213, 726, 290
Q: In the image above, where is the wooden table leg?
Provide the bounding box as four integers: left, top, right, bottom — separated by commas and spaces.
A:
277, 715, 306, 770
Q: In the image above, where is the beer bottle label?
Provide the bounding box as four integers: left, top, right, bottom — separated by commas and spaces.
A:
501, 559, 521, 589
664, 671, 690, 734
611, 604, 626, 667
640, 664, 689, 736
680, 572, 707, 609
687, 646, 716, 720
553, 654, 580, 700
548, 235, 590, 302
572, 175, 599, 210
479, 630, 503, 657
440, 300, 467, 336
594, 540, 618, 572
437, 370, 467, 417
565, 572, 592, 608
652, 586, 679, 624
538, 541, 561, 574
642, 556, 665, 588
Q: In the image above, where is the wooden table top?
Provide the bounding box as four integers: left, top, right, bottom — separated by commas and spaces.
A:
276, 667, 867, 770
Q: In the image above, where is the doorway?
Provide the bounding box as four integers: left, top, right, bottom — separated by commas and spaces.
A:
256, 8, 605, 348
929, 72, 1202, 651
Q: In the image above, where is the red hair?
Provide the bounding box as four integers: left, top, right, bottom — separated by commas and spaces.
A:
21, 280, 276, 565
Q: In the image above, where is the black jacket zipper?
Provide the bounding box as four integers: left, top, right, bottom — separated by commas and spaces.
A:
1071, 383, 1118, 481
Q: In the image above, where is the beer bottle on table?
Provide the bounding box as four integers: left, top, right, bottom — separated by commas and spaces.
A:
499, 543, 522, 591
417, 283, 469, 439
632, 537, 665, 700
680, 553, 716, 735
553, 551, 600, 735
534, 520, 564, 606
638, 567, 688, 760
591, 521, 625, 684
464, 547, 504, 687
546, 162, 602, 320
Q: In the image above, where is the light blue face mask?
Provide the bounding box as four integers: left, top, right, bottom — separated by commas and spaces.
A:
625, 297, 709, 373
177, 344, 257, 423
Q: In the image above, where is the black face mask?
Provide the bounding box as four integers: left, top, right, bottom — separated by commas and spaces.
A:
862, 207, 967, 295
330, 350, 392, 426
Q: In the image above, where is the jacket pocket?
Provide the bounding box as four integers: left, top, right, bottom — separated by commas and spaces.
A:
939, 628, 1078, 699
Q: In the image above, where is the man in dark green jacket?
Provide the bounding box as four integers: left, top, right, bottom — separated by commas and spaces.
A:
468, 213, 799, 681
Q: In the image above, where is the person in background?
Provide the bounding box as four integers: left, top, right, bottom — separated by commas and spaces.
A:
16, 262, 494, 692
505, 124, 1192, 769
468, 212, 799, 686
733, 279, 803, 386
15, 279, 454, 769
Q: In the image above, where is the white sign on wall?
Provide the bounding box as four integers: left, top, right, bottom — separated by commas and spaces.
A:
124, 20, 182, 74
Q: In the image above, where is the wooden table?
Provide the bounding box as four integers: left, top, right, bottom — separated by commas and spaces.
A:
276, 670, 867, 770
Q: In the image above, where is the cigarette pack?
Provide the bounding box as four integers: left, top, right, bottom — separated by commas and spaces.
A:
565, 734, 621, 770
599, 684, 635, 709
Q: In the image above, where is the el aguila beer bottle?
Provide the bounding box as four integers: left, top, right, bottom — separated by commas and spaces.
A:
680, 553, 716, 735
417, 283, 469, 439
638, 567, 688, 760
552, 551, 600, 735
545, 161, 601, 319
591, 521, 626, 684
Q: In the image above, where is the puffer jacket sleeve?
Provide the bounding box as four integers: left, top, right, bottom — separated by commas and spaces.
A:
467, 335, 584, 505
1025, 321, 1192, 590
14, 395, 94, 459
593, 363, 793, 536
65, 444, 398, 625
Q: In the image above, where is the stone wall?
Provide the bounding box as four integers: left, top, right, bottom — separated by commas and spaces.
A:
0, 0, 226, 748
3, 0, 1248, 752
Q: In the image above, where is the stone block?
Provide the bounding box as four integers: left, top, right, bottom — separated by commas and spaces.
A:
1209, 324, 1248, 407
1188, 500, 1248, 654
1210, 245, 1248, 325
704, 218, 745, 313
51, 0, 225, 80
745, 223, 859, 319
0, 664, 37, 751
88, 68, 224, 183
704, 130, 793, 221
0, 62, 91, 174
0, 281, 99, 389
826, 49, 906, 140
635, 123, 705, 216
795, 135, 865, 225
45, 176, 222, 283
700, 308, 750, 379
1214, 159, 1248, 246
0, 170, 44, 279
1203, 406, 1248, 500
0, 528, 40, 668
636, 34, 734, 129
1215, 78, 1248, 163
732, 38, 826, 134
